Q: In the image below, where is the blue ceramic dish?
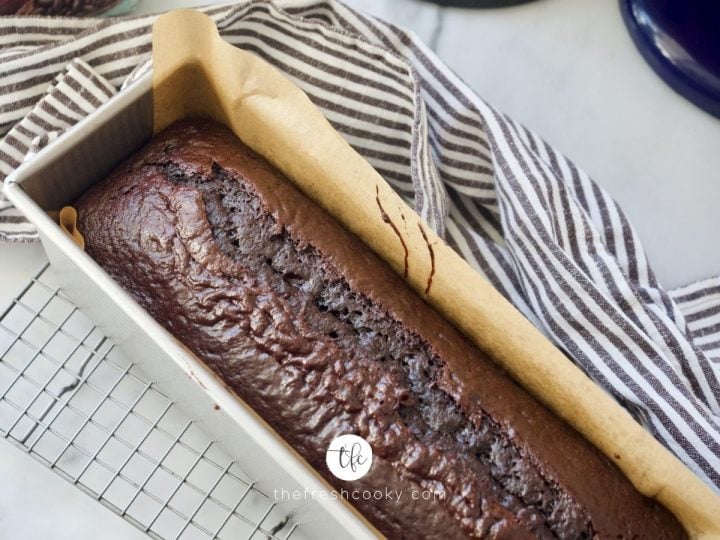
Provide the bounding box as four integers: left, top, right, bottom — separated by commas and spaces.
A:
620, 0, 720, 118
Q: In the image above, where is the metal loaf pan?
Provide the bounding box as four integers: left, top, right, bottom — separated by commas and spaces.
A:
3, 72, 378, 540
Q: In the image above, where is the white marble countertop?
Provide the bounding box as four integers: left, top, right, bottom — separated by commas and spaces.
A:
1, 0, 718, 537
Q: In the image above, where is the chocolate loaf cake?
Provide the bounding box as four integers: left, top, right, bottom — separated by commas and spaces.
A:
75, 120, 685, 539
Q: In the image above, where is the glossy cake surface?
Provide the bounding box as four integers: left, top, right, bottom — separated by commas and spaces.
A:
75, 120, 685, 539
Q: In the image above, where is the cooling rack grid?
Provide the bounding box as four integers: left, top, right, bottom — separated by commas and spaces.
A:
0, 263, 300, 540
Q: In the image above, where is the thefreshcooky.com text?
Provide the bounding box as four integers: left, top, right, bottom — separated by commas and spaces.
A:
273, 487, 446, 504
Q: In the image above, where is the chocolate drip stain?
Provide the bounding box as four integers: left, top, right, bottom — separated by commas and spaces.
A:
375, 185, 409, 278
417, 223, 436, 295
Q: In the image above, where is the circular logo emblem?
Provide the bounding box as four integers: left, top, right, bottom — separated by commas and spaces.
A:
325, 434, 373, 481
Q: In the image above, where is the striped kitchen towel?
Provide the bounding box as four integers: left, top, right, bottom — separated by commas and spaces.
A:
1, 0, 720, 490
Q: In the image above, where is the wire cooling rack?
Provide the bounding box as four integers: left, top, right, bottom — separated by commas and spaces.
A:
0, 263, 299, 540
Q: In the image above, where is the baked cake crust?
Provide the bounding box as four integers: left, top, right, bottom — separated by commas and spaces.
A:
75, 120, 685, 539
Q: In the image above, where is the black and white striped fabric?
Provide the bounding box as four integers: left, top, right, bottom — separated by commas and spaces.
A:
2, 0, 720, 490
